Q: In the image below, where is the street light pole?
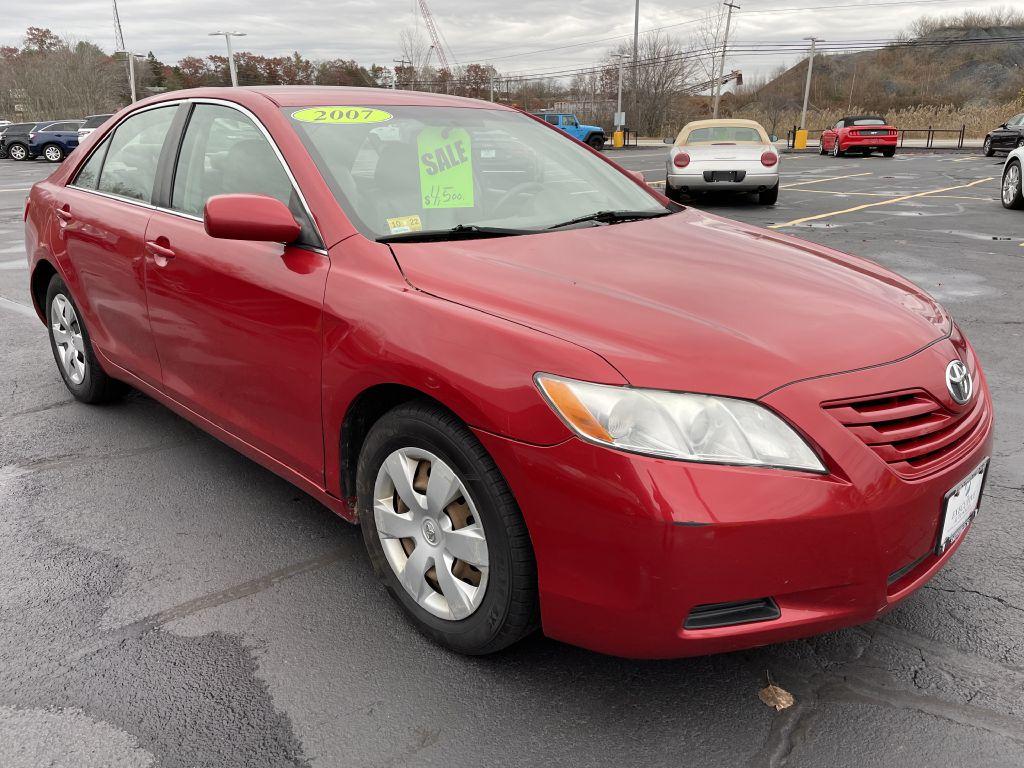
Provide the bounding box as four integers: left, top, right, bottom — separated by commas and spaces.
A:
392, 58, 410, 90
711, 1, 739, 119
209, 31, 246, 87
800, 37, 820, 129
115, 51, 141, 102
631, 0, 639, 127
614, 54, 626, 132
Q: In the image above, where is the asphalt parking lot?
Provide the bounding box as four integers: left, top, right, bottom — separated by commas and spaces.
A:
2, 149, 1023, 767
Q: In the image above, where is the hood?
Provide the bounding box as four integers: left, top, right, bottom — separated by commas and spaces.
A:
390, 209, 949, 398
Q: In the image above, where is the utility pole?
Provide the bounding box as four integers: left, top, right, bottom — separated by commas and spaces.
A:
614, 54, 627, 132
392, 58, 410, 90
631, 0, 639, 128
209, 31, 246, 87
116, 51, 141, 102
800, 37, 820, 129
489, 75, 494, 102
711, 1, 739, 119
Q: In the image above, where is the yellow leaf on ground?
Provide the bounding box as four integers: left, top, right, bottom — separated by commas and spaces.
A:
758, 683, 795, 711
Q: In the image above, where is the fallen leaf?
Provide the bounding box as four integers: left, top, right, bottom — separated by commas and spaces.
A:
758, 683, 795, 711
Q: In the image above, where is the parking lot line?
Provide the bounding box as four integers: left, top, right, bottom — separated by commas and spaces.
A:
769, 177, 995, 229
781, 172, 873, 189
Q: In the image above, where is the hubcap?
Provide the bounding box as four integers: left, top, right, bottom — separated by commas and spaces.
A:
45, 146, 60, 161
1004, 165, 1020, 205
373, 448, 489, 621
10, 145, 26, 160
50, 294, 86, 385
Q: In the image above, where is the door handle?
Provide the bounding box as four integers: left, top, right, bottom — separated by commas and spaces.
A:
55, 207, 73, 227
145, 240, 176, 266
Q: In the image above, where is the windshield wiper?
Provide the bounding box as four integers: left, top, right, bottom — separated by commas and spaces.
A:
377, 224, 534, 243
546, 209, 673, 230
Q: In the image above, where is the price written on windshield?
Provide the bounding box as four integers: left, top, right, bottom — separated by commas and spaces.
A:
418, 127, 474, 209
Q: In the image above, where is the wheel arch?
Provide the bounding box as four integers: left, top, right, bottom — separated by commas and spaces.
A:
338, 382, 460, 504
30, 258, 58, 323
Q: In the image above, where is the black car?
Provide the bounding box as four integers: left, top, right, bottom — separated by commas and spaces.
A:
983, 113, 1024, 156
0, 122, 41, 160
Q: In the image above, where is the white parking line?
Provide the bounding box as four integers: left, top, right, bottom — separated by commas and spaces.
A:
0, 295, 36, 319
0, 259, 26, 270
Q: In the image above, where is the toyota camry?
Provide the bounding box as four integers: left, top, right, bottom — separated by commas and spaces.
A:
23, 87, 992, 658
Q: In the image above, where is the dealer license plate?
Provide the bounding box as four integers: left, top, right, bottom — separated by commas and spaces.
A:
936, 458, 988, 554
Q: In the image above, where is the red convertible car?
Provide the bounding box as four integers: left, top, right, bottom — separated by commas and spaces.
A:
820, 115, 898, 157
24, 87, 991, 658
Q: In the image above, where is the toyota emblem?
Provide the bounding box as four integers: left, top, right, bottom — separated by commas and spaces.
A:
945, 360, 973, 405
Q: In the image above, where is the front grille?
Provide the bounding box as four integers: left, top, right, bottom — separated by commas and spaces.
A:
823, 384, 989, 479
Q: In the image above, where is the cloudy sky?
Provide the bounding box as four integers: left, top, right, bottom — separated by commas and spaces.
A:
0, 0, 1012, 81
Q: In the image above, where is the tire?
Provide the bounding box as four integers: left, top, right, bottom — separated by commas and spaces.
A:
1017, 138, 1024, 150
758, 183, 779, 205
665, 185, 684, 203
44, 274, 125, 403
587, 134, 605, 150
818, 140, 827, 155
1002, 160, 1024, 210
356, 400, 539, 655
42, 143, 64, 163
882, 148, 896, 157
7, 142, 28, 161
832, 139, 843, 158
983, 136, 995, 157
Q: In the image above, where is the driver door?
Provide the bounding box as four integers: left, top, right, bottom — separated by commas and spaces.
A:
143, 102, 330, 484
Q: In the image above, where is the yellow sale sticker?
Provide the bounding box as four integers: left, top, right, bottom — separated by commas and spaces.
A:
386, 215, 423, 234
418, 127, 474, 209
291, 107, 393, 124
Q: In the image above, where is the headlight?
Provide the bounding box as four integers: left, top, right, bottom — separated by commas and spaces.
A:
535, 374, 826, 473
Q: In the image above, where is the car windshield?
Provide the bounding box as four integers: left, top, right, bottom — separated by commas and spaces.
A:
684, 126, 764, 144
850, 118, 886, 126
284, 105, 667, 239
82, 115, 112, 129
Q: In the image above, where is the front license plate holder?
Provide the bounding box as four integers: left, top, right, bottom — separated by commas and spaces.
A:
936, 458, 989, 554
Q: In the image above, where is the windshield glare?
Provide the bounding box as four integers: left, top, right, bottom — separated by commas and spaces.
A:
685, 126, 764, 144
850, 118, 886, 126
284, 106, 666, 239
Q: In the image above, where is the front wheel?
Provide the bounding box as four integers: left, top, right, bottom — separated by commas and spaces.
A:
832, 139, 843, 158
42, 144, 65, 163
1002, 160, 1024, 210
7, 142, 28, 161
357, 401, 539, 655
587, 134, 605, 150
758, 183, 779, 205
45, 274, 125, 403
983, 136, 995, 157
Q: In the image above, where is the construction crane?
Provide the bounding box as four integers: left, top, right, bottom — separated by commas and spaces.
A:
112, 0, 126, 51
417, 0, 457, 72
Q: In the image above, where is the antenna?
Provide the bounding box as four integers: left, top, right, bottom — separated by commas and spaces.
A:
112, 0, 126, 52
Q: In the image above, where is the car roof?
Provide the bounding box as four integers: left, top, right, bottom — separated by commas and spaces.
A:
841, 115, 887, 123
234, 86, 514, 110
681, 119, 766, 129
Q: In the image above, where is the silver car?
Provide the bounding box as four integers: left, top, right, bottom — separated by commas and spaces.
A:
665, 119, 780, 205
1002, 144, 1024, 209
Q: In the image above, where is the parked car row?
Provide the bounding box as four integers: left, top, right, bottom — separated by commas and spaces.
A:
0, 114, 112, 162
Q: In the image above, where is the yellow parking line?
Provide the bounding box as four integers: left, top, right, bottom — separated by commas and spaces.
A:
769, 177, 995, 229
790, 188, 894, 197
781, 172, 873, 189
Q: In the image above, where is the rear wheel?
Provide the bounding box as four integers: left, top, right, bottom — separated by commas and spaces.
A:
758, 183, 779, 205
42, 143, 64, 162
665, 185, 684, 203
357, 401, 539, 655
7, 142, 28, 161
983, 136, 995, 157
882, 147, 896, 157
44, 274, 125, 403
1002, 160, 1024, 210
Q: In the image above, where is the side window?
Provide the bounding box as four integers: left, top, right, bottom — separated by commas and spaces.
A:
562, 115, 577, 127
50, 122, 79, 132
171, 104, 317, 245
97, 107, 177, 203
72, 138, 110, 190
834, 121, 843, 131
543, 114, 558, 125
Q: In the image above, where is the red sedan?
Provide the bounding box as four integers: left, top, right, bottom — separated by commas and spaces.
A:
24, 87, 991, 658
820, 115, 898, 157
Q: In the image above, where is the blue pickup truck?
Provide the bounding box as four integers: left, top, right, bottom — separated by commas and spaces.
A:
533, 113, 605, 150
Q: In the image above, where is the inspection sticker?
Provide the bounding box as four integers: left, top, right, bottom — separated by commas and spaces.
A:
386, 215, 423, 234
418, 127, 474, 209
291, 107, 393, 124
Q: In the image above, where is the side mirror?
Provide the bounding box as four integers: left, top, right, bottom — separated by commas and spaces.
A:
769, 134, 779, 142
1000, 123, 1008, 129
204, 194, 301, 243
663, 137, 674, 144
626, 170, 646, 184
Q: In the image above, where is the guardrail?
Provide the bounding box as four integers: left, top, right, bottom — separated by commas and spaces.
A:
786, 125, 967, 150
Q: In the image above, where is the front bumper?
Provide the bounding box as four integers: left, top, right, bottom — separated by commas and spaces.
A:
476, 336, 992, 658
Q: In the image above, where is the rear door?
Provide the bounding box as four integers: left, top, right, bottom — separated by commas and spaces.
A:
143, 101, 330, 484
58, 104, 181, 385
44, 121, 83, 152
